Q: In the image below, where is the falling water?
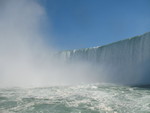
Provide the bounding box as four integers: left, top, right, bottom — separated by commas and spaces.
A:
59, 32, 150, 85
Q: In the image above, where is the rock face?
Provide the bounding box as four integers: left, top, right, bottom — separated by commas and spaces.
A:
59, 32, 150, 85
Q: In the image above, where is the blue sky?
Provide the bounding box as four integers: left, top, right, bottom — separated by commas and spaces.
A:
39, 0, 150, 50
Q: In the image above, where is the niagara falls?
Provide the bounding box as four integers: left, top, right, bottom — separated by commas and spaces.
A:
0, 0, 150, 113
58, 32, 150, 86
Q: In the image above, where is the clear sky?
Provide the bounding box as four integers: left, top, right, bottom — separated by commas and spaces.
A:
38, 0, 150, 50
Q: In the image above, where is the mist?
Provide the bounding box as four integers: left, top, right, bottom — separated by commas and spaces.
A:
0, 0, 101, 88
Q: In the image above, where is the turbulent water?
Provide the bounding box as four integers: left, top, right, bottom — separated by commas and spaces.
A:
0, 84, 150, 113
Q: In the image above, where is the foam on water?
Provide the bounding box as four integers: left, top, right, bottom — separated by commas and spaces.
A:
0, 83, 150, 113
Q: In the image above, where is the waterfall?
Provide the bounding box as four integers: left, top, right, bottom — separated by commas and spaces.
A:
58, 32, 150, 85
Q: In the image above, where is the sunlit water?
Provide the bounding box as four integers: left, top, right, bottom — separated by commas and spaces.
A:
0, 84, 150, 113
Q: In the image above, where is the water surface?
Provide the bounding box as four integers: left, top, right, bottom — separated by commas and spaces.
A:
0, 84, 150, 113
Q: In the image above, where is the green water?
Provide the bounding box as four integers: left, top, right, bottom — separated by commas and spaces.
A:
0, 84, 150, 113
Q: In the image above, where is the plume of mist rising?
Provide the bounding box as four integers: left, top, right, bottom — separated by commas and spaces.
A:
0, 0, 100, 88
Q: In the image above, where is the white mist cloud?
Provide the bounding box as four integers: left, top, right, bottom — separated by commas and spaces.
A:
0, 0, 50, 87
0, 0, 101, 88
